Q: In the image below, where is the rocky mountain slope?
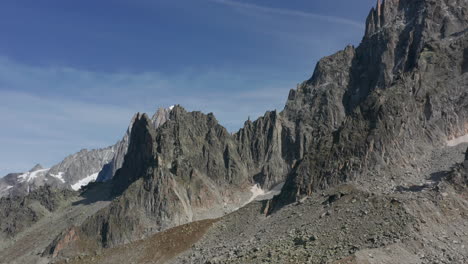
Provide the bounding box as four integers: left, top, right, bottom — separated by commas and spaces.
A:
0, 0, 467, 263
0, 186, 75, 241
48, 143, 468, 264
37, 0, 468, 258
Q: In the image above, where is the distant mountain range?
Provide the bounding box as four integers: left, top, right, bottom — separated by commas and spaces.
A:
0, 107, 174, 198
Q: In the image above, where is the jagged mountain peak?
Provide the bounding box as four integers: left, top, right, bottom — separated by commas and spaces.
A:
364, 0, 468, 40
96, 106, 176, 183
365, 0, 401, 37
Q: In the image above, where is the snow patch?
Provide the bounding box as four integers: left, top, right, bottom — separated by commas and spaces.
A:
246, 182, 285, 204
248, 184, 266, 203
255, 183, 284, 201
50, 172, 66, 183
169, 105, 175, 110
70, 173, 99, 191
1, 185, 13, 192
447, 134, 468, 147
18, 168, 50, 183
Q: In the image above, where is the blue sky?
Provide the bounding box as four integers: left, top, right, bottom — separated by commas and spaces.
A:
0, 0, 375, 175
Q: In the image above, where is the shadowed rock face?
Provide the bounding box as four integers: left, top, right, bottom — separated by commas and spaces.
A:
96, 107, 174, 183
273, 0, 468, 207
48, 0, 468, 255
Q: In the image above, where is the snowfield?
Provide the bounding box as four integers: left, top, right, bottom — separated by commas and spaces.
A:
447, 134, 468, 147
71, 172, 99, 191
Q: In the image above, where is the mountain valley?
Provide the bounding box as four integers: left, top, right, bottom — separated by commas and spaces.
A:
1, 0, 467, 263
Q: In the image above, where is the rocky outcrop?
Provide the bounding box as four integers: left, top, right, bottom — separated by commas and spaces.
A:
448, 147, 468, 189
45, 227, 80, 258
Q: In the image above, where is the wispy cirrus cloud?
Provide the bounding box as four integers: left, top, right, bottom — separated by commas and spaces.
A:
208, 0, 365, 29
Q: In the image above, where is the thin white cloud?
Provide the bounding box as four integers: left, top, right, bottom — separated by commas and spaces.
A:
208, 0, 365, 29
